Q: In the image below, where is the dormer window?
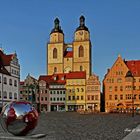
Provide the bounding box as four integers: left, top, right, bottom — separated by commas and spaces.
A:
54, 76, 57, 80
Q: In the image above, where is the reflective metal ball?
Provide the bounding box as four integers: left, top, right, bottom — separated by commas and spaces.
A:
0, 101, 39, 136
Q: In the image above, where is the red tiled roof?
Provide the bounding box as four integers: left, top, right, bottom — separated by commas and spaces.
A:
38, 71, 86, 85
20, 81, 25, 85
64, 51, 73, 58
0, 51, 10, 75
0, 50, 14, 66
39, 75, 66, 85
125, 60, 140, 76
66, 71, 86, 79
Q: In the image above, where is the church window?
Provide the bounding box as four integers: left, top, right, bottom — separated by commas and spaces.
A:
80, 66, 83, 71
79, 46, 84, 57
54, 67, 57, 73
53, 48, 57, 59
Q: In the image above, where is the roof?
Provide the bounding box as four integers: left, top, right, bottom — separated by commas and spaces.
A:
38, 71, 86, 85
0, 50, 14, 66
20, 81, 25, 85
0, 51, 11, 75
64, 51, 73, 58
39, 75, 66, 85
125, 60, 140, 77
66, 71, 86, 79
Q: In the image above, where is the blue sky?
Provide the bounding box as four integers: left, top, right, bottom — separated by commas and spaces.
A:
0, 0, 140, 82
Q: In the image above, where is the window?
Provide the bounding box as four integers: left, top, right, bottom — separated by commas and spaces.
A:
81, 96, 83, 100
77, 88, 79, 92
57, 91, 59, 94
68, 96, 71, 100
133, 86, 136, 90
81, 88, 84, 92
77, 96, 79, 100
4, 77, 7, 84
72, 96, 75, 100
9, 79, 12, 85
4, 91, 7, 99
60, 91, 62, 94
63, 97, 65, 101
0, 76, 1, 83
53, 48, 57, 58
115, 86, 117, 91
87, 95, 90, 100
14, 80, 17, 87
80, 66, 83, 71
41, 97, 43, 101
120, 86, 123, 91
120, 95, 123, 100
115, 95, 117, 100
139, 95, 140, 100
0, 91, 1, 98
45, 97, 47, 101
50, 97, 52, 101
63, 91, 65, 94
54, 67, 57, 73
109, 86, 112, 92
79, 46, 84, 57
53, 98, 56, 101
9, 92, 12, 99
109, 95, 112, 100
57, 98, 59, 101
91, 96, 94, 100
117, 78, 122, 83
60, 97, 62, 101
95, 95, 98, 100
14, 93, 17, 99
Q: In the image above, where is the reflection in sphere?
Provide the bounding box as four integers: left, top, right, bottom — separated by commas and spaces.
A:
0, 101, 39, 136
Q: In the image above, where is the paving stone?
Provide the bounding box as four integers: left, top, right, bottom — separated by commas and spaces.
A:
0, 112, 140, 140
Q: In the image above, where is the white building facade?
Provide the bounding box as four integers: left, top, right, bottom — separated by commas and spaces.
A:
0, 49, 20, 108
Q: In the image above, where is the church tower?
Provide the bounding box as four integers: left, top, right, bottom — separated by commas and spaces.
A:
47, 18, 64, 75
73, 15, 92, 79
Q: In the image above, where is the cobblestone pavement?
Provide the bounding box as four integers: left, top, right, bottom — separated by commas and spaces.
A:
0, 112, 140, 140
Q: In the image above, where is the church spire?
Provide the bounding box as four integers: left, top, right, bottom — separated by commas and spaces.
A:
76, 15, 89, 32
50, 17, 63, 34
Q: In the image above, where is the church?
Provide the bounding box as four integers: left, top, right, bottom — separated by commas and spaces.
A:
47, 15, 92, 79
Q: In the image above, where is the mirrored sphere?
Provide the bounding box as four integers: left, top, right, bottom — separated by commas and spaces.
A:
0, 101, 39, 136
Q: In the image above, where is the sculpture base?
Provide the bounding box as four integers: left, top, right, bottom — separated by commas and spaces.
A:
0, 133, 47, 140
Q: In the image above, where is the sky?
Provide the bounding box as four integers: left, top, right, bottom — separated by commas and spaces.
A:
0, 0, 140, 82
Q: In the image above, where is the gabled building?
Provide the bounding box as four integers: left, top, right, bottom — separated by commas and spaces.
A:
65, 71, 86, 111
86, 74, 101, 112
37, 74, 66, 112
0, 49, 20, 108
20, 74, 38, 104
103, 55, 140, 112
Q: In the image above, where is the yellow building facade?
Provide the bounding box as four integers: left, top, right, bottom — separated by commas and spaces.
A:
47, 16, 92, 79
103, 55, 140, 113
65, 72, 86, 111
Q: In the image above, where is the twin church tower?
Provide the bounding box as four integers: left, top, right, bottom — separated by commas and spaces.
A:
47, 16, 92, 79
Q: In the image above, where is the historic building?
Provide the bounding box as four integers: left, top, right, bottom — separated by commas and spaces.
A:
37, 74, 66, 112
20, 74, 38, 104
86, 74, 100, 112
103, 55, 140, 113
44, 16, 101, 112
0, 49, 20, 108
65, 71, 86, 111
47, 16, 92, 79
